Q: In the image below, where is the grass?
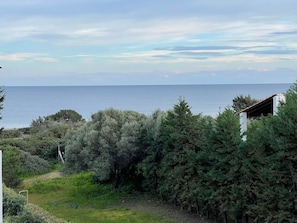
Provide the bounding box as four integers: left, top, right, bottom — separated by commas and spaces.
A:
23, 172, 173, 223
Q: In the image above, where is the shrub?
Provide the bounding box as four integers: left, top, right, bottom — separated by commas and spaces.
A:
3, 185, 55, 223
19, 150, 51, 176
3, 186, 25, 217
1, 146, 22, 188
0, 129, 22, 138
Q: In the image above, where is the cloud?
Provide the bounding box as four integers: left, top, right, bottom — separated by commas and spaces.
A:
34, 57, 59, 62
0, 53, 43, 61
271, 30, 297, 35
0, 52, 58, 62
155, 46, 241, 51
0, 0, 297, 85
246, 49, 297, 55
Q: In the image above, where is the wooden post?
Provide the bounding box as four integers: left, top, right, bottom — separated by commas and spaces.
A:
57, 144, 64, 164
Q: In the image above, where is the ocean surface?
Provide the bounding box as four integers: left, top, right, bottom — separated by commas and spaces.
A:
1, 84, 292, 129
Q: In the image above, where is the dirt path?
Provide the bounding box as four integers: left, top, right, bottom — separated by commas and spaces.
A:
21, 171, 62, 187
119, 196, 212, 223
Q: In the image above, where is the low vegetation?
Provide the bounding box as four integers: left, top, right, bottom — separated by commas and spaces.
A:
22, 172, 174, 223
3, 184, 66, 223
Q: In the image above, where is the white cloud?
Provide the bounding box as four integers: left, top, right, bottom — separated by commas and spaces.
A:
0, 53, 43, 61
0, 53, 59, 63
34, 57, 59, 62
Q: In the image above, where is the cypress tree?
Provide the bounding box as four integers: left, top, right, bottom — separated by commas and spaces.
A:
246, 82, 297, 222
158, 99, 201, 209
206, 108, 242, 222
259, 83, 297, 222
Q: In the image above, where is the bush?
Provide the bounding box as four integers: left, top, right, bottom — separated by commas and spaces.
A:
3, 185, 58, 223
19, 150, 51, 176
3, 186, 43, 223
0, 129, 22, 138
3, 186, 25, 217
1, 146, 22, 188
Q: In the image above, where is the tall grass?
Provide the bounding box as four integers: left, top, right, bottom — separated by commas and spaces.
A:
24, 172, 172, 223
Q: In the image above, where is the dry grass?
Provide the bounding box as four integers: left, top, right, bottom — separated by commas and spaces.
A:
21, 171, 63, 187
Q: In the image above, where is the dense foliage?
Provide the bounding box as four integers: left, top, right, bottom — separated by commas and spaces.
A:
0, 109, 84, 187
64, 108, 146, 189
232, 94, 259, 112
1, 146, 22, 187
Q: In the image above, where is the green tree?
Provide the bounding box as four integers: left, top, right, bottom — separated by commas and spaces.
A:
187, 115, 217, 217
46, 109, 84, 123
138, 110, 165, 193
251, 83, 297, 222
64, 108, 146, 189
236, 119, 264, 221
28, 110, 84, 161
232, 95, 259, 112
158, 99, 202, 209
206, 108, 242, 222
63, 124, 90, 174
1, 146, 22, 188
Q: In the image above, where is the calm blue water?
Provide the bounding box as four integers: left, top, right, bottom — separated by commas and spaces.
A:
1, 84, 292, 129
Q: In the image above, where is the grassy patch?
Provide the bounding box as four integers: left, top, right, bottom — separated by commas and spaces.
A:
24, 172, 173, 223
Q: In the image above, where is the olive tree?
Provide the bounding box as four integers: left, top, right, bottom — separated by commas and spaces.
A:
64, 108, 146, 189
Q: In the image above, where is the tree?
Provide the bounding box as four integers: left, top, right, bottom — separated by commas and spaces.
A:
188, 115, 217, 217
28, 110, 84, 161
232, 95, 259, 112
158, 99, 202, 209
63, 124, 90, 174
138, 110, 166, 193
46, 109, 84, 123
1, 146, 22, 188
253, 82, 297, 222
64, 108, 146, 189
206, 108, 242, 222
242, 82, 297, 222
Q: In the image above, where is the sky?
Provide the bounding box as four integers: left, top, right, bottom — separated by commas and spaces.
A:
0, 0, 296, 86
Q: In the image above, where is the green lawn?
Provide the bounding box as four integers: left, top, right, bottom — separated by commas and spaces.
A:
23, 172, 172, 223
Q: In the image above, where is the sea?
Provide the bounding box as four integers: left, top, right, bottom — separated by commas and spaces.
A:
0, 84, 293, 129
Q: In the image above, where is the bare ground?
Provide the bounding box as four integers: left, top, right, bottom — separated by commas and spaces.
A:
118, 195, 213, 223
21, 171, 63, 187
